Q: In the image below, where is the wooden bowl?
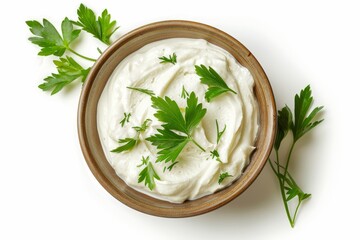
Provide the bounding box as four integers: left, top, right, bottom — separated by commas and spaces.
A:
78, 20, 276, 217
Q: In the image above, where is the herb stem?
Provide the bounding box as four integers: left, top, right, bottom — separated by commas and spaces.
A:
268, 158, 276, 174
68, 47, 96, 62
275, 166, 294, 227
191, 138, 206, 152
280, 179, 294, 227
229, 88, 237, 94
269, 86, 323, 228
283, 141, 296, 184
269, 154, 294, 228
292, 199, 302, 227
275, 150, 280, 175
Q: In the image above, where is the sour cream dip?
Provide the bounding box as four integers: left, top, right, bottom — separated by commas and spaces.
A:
97, 38, 258, 203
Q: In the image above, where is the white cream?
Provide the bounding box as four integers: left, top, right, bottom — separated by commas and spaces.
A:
97, 38, 258, 203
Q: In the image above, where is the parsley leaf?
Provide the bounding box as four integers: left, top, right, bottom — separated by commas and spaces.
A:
195, 65, 237, 102
166, 161, 179, 171
38, 56, 90, 95
127, 86, 155, 96
53, 56, 90, 83
209, 120, 226, 163
74, 4, 119, 45
210, 149, 222, 163
132, 119, 151, 132
111, 119, 151, 153
215, 120, 226, 144
151, 95, 187, 133
111, 138, 137, 153
218, 172, 232, 184
147, 129, 190, 163
181, 85, 189, 99
137, 156, 160, 190
185, 92, 208, 133
26, 18, 80, 57
292, 85, 324, 141
282, 172, 311, 202
119, 113, 131, 127
39, 74, 76, 95
159, 53, 177, 65
274, 106, 292, 150
147, 92, 207, 163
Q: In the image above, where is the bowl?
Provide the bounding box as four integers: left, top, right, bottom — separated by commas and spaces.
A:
78, 20, 276, 217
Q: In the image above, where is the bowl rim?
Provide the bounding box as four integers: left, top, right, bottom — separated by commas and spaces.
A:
78, 20, 276, 217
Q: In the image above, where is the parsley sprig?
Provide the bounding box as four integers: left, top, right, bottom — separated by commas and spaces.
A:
210, 150, 222, 163
73, 4, 119, 45
159, 53, 177, 65
26, 18, 88, 59
119, 113, 131, 127
195, 65, 237, 102
127, 86, 155, 96
39, 56, 90, 95
111, 119, 151, 153
218, 172, 232, 184
26, 4, 119, 95
215, 120, 226, 144
147, 92, 207, 163
181, 85, 190, 99
268, 85, 324, 227
210, 120, 226, 163
137, 156, 160, 190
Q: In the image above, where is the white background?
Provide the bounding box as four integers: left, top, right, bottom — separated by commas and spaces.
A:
1, 0, 358, 239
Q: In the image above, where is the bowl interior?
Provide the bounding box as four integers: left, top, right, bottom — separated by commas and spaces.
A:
78, 20, 276, 217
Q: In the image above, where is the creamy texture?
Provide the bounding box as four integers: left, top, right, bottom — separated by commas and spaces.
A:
97, 38, 258, 203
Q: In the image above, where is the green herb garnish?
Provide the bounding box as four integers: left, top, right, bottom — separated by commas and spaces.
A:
111, 119, 151, 153
137, 156, 160, 190
26, 4, 118, 95
195, 64, 237, 102
218, 172, 232, 184
210, 150, 222, 163
127, 86, 155, 96
215, 120, 226, 144
111, 138, 137, 153
181, 85, 190, 99
73, 3, 119, 45
159, 53, 177, 65
268, 85, 324, 228
119, 113, 131, 127
39, 56, 90, 95
167, 161, 179, 171
162, 160, 180, 173
132, 119, 151, 132
209, 120, 226, 163
146, 92, 207, 163
26, 18, 83, 58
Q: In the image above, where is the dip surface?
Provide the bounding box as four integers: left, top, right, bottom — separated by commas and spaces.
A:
97, 38, 258, 203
